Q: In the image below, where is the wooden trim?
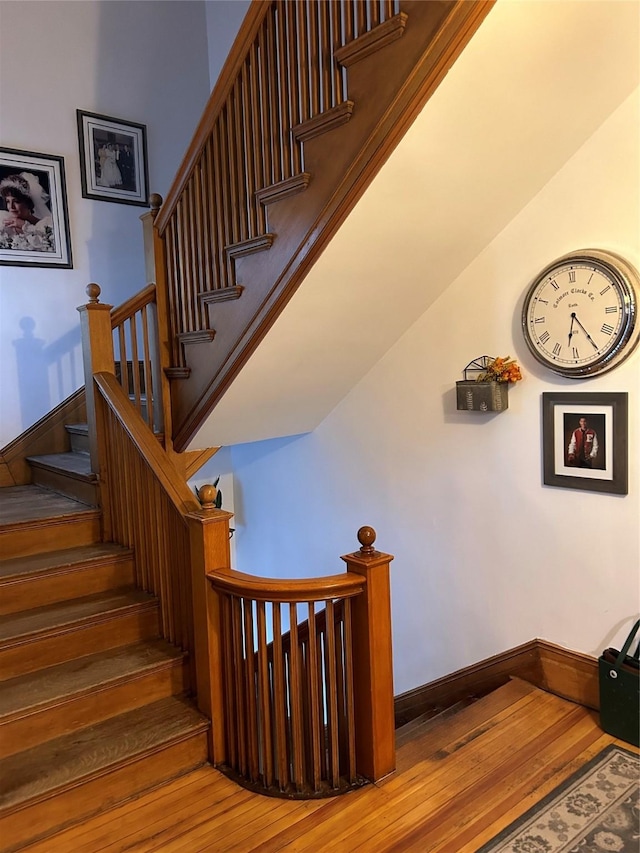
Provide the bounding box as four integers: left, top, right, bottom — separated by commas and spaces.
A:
394, 640, 541, 727
255, 173, 312, 207
225, 235, 274, 260
165, 367, 191, 380
291, 103, 354, 144
537, 639, 599, 711
0, 390, 87, 487
334, 13, 408, 67
393, 639, 600, 728
177, 330, 216, 345
199, 286, 244, 306
181, 448, 220, 481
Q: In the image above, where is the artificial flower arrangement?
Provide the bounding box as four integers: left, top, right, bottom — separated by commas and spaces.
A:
475, 356, 523, 384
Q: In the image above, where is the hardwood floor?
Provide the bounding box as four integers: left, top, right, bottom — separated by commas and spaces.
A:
18, 678, 635, 853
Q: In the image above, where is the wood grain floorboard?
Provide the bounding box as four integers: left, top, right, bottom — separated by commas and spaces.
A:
17, 680, 638, 853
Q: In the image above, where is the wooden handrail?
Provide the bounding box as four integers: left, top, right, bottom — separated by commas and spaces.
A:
207, 568, 365, 602
110, 283, 156, 329
93, 372, 199, 515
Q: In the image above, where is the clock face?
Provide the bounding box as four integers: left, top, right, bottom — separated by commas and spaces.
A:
522, 250, 640, 377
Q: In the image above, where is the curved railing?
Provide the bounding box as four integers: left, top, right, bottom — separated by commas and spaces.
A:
207, 527, 395, 798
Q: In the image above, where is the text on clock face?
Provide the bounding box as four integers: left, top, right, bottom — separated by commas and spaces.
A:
528, 264, 623, 364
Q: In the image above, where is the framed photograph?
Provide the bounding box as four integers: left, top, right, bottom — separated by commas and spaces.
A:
542, 392, 628, 495
0, 147, 72, 268
77, 110, 149, 206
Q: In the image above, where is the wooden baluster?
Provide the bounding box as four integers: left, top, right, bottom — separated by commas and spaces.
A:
242, 597, 260, 782
129, 315, 142, 413
288, 602, 305, 792
139, 305, 155, 430
369, 0, 381, 28
211, 125, 228, 289
248, 42, 266, 232
284, 2, 302, 174
296, 0, 311, 125
356, 0, 368, 36
256, 600, 273, 788
318, 1, 332, 113
221, 595, 238, 770
341, 526, 395, 782
329, 0, 345, 105
185, 502, 233, 764
342, 597, 357, 784
306, 603, 322, 792
308, 1, 320, 117
272, 603, 289, 791
344, 0, 355, 42
239, 64, 258, 238
232, 595, 248, 775
275, 1, 293, 180
324, 598, 340, 788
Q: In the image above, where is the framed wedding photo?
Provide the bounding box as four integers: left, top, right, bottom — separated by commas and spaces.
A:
542, 392, 628, 495
77, 110, 149, 206
0, 147, 72, 268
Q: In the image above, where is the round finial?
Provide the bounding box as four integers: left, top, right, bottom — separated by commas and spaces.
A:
357, 526, 376, 554
86, 283, 101, 303
150, 193, 163, 215
196, 483, 218, 508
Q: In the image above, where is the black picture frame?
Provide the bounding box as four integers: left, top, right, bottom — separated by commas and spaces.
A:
77, 110, 149, 207
542, 392, 628, 495
0, 147, 73, 268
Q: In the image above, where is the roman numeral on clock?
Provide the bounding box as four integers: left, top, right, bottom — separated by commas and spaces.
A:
553, 343, 562, 356
601, 323, 615, 335
539, 331, 550, 345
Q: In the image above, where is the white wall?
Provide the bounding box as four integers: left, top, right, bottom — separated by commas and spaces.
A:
0, 0, 210, 446
205, 0, 251, 89
223, 91, 640, 696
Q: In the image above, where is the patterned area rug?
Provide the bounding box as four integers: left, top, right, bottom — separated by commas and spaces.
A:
477, 745, 639, 853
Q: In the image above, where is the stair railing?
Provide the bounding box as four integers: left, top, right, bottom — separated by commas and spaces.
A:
79, 286, 395, 792
78, 286, 232, 710
206, 526, 396, 796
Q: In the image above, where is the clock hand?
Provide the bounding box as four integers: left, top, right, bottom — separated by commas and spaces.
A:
567, 313, 576, 347
572, 313, 599, 351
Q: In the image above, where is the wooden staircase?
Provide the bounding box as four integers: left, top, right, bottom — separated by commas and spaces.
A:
0, 458, 210, 852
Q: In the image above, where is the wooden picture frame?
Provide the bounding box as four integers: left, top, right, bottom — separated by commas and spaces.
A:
0, 147, 72, 268
542, 392, 628, 495
77, 110, 149, 206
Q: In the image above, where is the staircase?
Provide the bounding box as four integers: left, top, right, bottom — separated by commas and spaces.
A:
0, 444, 210, 852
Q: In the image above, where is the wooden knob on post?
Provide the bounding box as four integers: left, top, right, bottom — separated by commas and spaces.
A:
150, 193, 163, 217
357, 526, 377, 554
86, 283, 101, 304
196, 483, 218, 509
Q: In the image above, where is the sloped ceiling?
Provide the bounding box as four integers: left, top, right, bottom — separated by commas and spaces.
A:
190, 0, 640, 450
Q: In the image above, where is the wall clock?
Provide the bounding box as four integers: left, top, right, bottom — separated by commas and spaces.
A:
522, 249, 640, 378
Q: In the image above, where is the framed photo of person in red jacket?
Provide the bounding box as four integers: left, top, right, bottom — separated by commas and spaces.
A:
542, 392, 628, 494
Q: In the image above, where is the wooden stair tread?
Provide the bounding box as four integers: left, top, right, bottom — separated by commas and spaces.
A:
26, 452, 96, 480
0, 640, 185, 720
0, 589, 156, 644
0, 486, 97, 527
0, 696, 209, 811
0, 543, 133, 581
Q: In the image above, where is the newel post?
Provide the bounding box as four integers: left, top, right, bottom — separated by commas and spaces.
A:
185, 487, 233, 764
342, 526, 395, 782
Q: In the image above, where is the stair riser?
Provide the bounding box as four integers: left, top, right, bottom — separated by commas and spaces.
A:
29, 466, 98, 506
0, 732, 208, 853
67, 433, 90, 455
0, 608, 160, 680
0, 516, 101, 560
0, 662, 188, 758
0, 559, 136, 616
